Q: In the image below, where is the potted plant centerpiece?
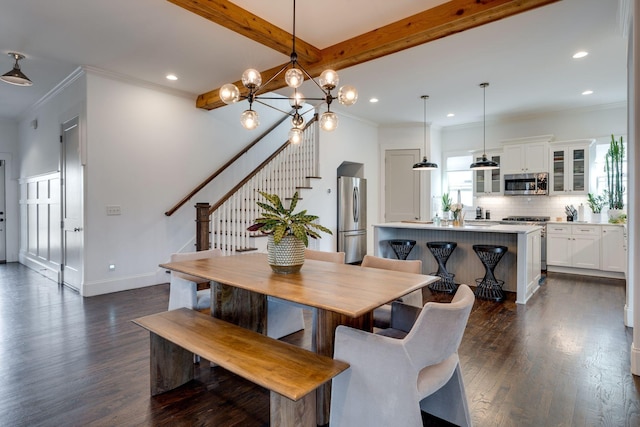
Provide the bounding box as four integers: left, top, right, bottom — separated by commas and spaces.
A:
605, 134, 626, 222
248, 191, 332, 274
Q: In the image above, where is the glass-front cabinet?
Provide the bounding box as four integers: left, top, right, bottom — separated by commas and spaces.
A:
473, 150, 502, 196
549, 140, 594, 195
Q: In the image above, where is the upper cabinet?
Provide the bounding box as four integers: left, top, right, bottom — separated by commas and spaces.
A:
549, 139, 595, 196
499, 135, 553, 175
473, 150, 502, 196
502, 142, 548, 174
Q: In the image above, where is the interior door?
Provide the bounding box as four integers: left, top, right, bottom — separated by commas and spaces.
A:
61, 117, 83, 290
384, 149, 420, 222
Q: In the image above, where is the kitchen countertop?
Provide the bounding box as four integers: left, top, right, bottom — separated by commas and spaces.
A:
374, 221, 541, 234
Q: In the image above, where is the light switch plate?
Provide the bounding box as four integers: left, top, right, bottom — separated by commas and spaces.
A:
106, 205, 121, 215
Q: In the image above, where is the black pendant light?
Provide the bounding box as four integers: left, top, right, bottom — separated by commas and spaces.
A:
1, 52, 33, 87
412, 95, 438, 170
470, 83, 499, 170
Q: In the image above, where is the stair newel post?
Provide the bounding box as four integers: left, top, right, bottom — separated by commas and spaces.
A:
195, 202, 211, 252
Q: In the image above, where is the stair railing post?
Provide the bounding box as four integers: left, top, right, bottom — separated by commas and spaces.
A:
195, 202, 211, 251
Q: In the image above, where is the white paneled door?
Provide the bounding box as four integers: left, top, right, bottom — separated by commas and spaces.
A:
385, 149, 420, 222
61, 117, 83, 291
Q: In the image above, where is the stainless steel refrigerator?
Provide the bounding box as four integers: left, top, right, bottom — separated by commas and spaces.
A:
337, 176, 367, 264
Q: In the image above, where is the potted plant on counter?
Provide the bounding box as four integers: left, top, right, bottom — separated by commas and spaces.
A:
248, 191, 332, 274
441, 193, 452, 223
587, 193, 606, 223
605, 134, 626, 222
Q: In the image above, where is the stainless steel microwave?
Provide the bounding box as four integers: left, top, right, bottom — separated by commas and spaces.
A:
504, 173, 548, 196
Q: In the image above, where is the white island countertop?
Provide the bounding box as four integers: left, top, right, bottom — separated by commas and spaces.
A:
374, 221, 542, 234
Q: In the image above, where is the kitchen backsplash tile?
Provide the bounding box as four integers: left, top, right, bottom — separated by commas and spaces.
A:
472, 195, 593, 221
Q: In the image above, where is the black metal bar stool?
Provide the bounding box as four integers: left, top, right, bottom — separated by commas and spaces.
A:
426, 242, 457, 293
388, 240, 416, 260
473, 245, 508, 302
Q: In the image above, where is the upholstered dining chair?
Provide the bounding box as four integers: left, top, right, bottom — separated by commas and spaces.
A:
267, 249, 346, 339
168, 249, 222, 311
329, 284, 475, 427
360, 254, 423, 328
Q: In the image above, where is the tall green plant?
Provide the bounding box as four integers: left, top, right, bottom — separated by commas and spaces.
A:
605, 134, 625, 209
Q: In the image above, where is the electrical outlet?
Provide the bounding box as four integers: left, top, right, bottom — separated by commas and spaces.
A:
106, 205, 121, 216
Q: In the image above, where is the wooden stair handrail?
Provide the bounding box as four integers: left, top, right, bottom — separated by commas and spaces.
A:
208, 114, 318, 215
164, 114, 291, 216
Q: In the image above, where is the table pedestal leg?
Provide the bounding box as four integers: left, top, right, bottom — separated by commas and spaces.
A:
315, 309, 372, 425
211, 281, 267, 333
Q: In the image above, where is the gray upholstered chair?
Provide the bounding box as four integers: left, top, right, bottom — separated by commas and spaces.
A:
267, 249, 346, 339
168, 249, 222, 311
330, 284, 475, 427
360, 254, 423, 328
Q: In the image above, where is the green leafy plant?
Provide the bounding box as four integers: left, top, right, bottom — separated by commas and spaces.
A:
605, 134, 625, 210
441, 193, 452, 212
247, 191, 332, 246
586, 193, 606, 213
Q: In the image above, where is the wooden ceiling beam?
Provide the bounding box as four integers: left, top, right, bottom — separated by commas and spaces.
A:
167, 0, 322, 63
194, 0, 561, 111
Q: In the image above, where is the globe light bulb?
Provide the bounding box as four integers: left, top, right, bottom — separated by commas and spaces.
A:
289, 92, 305, 109
319, 69, 339, 90
219, 83, 240, 104
285, 68, 304, 88
320, 111, 338, 131
338, 85, 358, 106
289, 128, 303, 144
241, 69, 262, 89
240, 110, 259, 130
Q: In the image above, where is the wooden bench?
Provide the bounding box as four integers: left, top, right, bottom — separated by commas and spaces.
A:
132, 308, 349, 427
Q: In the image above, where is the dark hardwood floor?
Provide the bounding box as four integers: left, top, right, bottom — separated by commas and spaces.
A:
1, 263, 638, 426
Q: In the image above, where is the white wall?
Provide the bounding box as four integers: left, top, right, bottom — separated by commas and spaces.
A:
297, 112, 379, 256
0, 119, 20, 262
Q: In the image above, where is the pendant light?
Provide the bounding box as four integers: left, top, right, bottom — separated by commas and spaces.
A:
1, 52, 33, 86
412, 95, 438, 170
470, 82, 499, 170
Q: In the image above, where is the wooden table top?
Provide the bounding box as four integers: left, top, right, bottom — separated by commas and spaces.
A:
160, 253, 437, 318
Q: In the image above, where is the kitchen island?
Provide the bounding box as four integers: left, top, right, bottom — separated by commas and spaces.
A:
373, 222, 542, 304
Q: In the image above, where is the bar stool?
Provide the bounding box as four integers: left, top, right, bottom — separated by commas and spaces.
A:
473, 245, 508, 302
388, 240, 416, 260
426, 242, 457, 293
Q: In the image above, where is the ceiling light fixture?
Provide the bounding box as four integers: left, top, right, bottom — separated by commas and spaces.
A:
166, 74, 178, 81
573, 51, 588, 59
1, 52, 33, 86
219, 0, 357, 143
470, 82, 499, 170
582, 90, 593, 95
412, 95, 438, 171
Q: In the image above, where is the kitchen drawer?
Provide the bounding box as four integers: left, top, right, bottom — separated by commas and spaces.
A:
572, 225, 600, 235
547, 225, 571, 234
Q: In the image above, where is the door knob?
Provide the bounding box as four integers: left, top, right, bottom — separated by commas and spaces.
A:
74, 227, 82, 232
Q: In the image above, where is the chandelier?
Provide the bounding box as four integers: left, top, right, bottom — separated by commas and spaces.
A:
218, 0, 358, 144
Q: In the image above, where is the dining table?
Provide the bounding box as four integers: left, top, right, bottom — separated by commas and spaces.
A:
160, 252, 438, 425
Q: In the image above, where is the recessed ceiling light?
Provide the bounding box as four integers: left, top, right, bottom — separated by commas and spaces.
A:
447, 113, 455, 117
573, 51, 588, 59
166, 74, 178, 81
369, 97, 379, 103
582, 90, 593, 95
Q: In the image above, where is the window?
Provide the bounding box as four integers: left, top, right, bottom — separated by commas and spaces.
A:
443, 154, 473, 208
592, 140, 627, 206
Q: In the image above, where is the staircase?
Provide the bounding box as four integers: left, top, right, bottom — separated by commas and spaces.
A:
209, 118, 320, 255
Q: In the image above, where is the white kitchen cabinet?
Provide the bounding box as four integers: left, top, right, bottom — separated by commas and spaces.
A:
473, 150, 502, 196
547, 224, 600, 269
549, 140, 594, 195
502, 142, 548, 174
601, 225, 626, 273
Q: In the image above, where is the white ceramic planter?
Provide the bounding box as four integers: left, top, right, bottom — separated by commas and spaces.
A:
267, 234, 305, 274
